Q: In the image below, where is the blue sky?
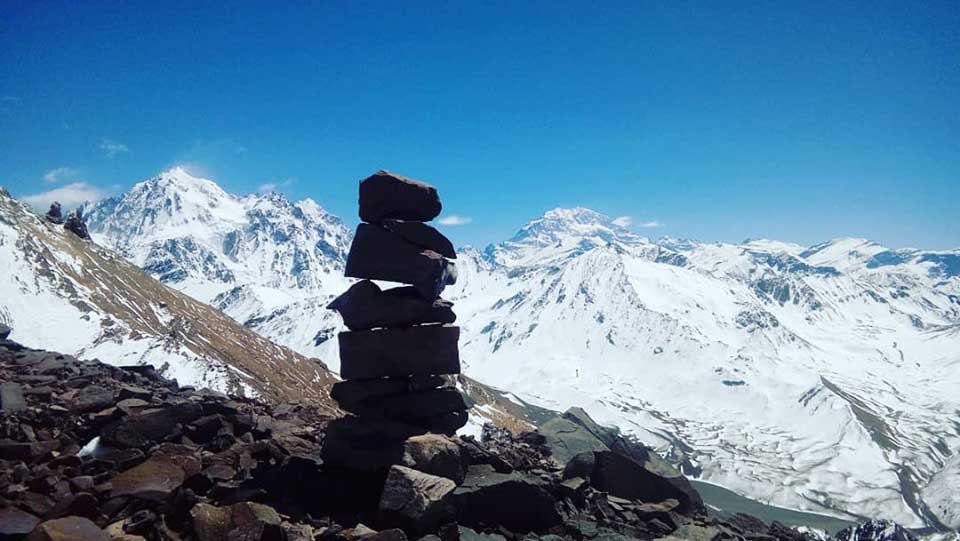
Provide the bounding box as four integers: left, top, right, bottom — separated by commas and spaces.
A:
1, 1, 957, 249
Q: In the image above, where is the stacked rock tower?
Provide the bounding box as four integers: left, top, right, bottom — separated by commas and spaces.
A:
327, 170, 467, 436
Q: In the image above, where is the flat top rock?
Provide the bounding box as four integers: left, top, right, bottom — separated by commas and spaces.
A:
359, 170, 442, 223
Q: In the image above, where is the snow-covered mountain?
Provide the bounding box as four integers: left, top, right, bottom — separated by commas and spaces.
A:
448, 209, 960, 531
84, 167, 354, 361
0, 187, 338, 407
82, 170, 960, 532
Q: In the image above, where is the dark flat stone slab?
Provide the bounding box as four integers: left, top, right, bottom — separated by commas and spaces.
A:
382, 219, 456, 258
345, 224, 456, 299
331, 375, 447, 409
339, 326, 460, 380
328, 280, 456, 331
359, 170, 442, 223
345, 388, 466, 422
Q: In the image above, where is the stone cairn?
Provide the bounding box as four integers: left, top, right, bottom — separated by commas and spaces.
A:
323, 170, 466, 471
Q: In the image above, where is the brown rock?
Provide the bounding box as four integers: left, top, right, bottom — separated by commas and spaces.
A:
190, 502, 282, 541
328, 281, 456, 331
359, 170, 441, 223
110, 449, 200, 500
345, 224, 456, 299
27, 517, 110, 541
401, 434, 466, 484
339, 326, 460, 380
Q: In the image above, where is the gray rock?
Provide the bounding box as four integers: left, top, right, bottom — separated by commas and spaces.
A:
345, 224, 456, 300
0, 323, 11, 340
338, 326, 460, 380
382, 219, 456, 258
328, 280, 456, 331
401, 434, 466, 484
101, 402, 203, 448
71, 385, 116, 413
1, 381, 27, 412
379, 465, 456, 533
359, 170, 442, 223
111, 448, 201, 500
539, 415, 609, 466
0, 506, 41, 538
26, 517, 110, 541
563, 450, 703, 515
453, 465, 561, 533
458, 526, 507, 541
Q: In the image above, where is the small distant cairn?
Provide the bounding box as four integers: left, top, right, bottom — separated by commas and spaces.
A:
45, 201, 64, 224
327, 170, 464, 434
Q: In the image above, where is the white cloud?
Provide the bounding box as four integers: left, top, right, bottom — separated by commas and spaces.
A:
99, 138, 129, 158
438, 215, 473, 226
22, 182, 107, 211
257, 177, 296, 193
638, 220, 664, 228
612, 216, 632, 227
43, 166, 78, 184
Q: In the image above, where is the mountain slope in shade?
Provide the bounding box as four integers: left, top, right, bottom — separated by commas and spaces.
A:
0, 187, 338, 408
82, 170, 960, 531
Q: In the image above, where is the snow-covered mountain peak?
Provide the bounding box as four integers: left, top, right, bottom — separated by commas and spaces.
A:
85, 169, 353, 303
800, 237, 889, 271
485, 207, 651, 266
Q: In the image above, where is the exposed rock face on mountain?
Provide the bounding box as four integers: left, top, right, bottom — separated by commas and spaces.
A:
2, 334, 884, 541
0, 187, 338, 406
77, 172, 960, 529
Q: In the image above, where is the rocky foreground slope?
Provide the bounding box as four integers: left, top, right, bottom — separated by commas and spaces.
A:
0, 329, 921, 541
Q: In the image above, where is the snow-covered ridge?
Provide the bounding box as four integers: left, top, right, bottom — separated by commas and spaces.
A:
0, 187, 338, 407
79, 170, 960, 531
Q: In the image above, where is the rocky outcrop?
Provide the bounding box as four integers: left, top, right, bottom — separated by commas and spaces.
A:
0, 332, 916, 540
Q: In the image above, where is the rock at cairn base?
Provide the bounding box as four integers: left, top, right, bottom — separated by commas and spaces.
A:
338, 326, 460, 380
359, 170, 442, 223
328, 280, 456, 331
345, 224, 457, 300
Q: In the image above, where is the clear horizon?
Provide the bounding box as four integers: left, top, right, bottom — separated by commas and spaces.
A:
2, 2, 958, 250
